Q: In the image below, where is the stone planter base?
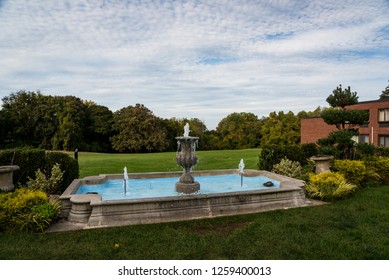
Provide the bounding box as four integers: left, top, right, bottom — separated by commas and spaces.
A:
0, 165, 20, 192
310, 156, 334, 174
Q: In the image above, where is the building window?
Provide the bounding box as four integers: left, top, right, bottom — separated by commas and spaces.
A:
379, 135, 389, 147
359, 134, 370, 144
378, 109, 389, 122
353, 134, 369, 144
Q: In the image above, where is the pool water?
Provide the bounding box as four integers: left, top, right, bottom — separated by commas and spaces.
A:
76, 174, 280, 200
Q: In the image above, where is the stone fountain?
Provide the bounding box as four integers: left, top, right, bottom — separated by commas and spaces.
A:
175, 123, 200, 194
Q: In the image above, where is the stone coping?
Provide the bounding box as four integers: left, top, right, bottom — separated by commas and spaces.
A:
0, 165, 20, 172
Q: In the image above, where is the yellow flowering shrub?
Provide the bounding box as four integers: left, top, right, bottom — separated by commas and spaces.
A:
331, 160, 367, 187
0, 188, 60, 232
305, 172, 357, 202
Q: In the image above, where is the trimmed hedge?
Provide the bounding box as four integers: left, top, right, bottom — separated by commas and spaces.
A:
258, 143, 318, 171
0, 148, 78, 194
0, 148, 46, 185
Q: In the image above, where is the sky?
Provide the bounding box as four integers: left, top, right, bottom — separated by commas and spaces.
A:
0, 0, 388, 129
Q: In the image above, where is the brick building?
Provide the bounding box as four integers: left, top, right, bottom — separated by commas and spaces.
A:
301, 96, 389, 147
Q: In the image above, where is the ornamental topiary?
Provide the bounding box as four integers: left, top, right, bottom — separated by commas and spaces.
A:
305, 172, 357, 202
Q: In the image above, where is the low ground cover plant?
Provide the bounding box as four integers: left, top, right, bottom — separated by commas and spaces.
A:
0, 188, 60, 232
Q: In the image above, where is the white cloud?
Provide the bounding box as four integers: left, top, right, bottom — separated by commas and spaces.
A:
0, 0, 388, 129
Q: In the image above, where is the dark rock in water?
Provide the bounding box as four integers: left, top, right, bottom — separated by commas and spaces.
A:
86, 192, 99, 194
263, 181, 274, 187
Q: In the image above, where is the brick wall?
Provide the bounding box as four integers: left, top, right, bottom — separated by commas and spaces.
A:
300, 117, 336, 144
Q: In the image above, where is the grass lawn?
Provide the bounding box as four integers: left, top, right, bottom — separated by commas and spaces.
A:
74, 149, 261, 178
1, 149, 388, 259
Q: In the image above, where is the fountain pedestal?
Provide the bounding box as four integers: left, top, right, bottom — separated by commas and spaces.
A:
175, 136, 200, 194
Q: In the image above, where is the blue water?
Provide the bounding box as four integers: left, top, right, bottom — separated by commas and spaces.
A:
76, 174, 280, 200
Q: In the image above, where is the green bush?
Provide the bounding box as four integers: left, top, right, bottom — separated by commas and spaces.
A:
376, 146, 389, 157
331, 159, 367, 187
0, 148, 79, 194
354, 143, 377, 158
27, 164, 64, 194
0, 188, 60, 232
0, 148, 46, 185
305, 172, 358, 202
12, 201, 61, 232
258, 144, 317, 171
272, 157, 302, 178
362, 156, 389, 184
45, 151, 79, 194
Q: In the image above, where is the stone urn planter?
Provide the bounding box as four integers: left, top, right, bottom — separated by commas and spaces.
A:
0, 165, 20, 192
310, 156, 334, 174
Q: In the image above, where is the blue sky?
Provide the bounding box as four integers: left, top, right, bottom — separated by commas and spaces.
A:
0, 0, 388, 129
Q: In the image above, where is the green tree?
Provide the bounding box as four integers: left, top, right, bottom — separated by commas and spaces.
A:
85, 103, 114, 152
380, 80, 389, 98
165, 118, 208, 151
260, 111, 300, 146
215, 112, 262, 149
51, 96, 88, 151
318, 85, 369, 159
326, 84, 358, 108
110, 104, 169, 152
0, 106, 13, 147
1, 90, 43, 147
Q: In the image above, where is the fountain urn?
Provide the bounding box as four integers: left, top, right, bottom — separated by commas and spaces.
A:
175, 136, 200, 194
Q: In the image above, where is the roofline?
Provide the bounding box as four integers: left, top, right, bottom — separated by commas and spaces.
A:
353, 97, 389, 104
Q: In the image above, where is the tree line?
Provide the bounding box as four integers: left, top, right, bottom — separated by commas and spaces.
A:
0, 90, 322, 152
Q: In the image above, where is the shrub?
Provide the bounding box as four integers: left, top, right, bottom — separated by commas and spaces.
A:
362, 156, 389, 184
0, 148, 79, 194
272, 157, 302, 178
12, 200, 61, 232
354, 143, 377, 158
0, 188, 60, 232
258, 144, 317, 171
305, 172, 357, 202
0, 148, 46, 185
27, 164, 64, 194
45, 151, 79, 194
301, 143, 318, 159
331, 159, 367, 187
